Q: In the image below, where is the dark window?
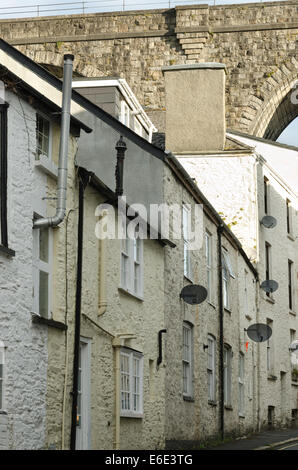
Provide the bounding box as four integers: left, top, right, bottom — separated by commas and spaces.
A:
264, 177, 269, 214
265, 242, 271, 297
286, 199, 291, 234
0, 104, 8, 247
288, 260, 293, 311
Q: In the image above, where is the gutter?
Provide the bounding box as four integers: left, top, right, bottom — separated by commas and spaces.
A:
34, 54, 74, 229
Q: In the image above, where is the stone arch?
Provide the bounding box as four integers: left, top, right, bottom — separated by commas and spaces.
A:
242, 58, 298, 141
16, 47, 103, 79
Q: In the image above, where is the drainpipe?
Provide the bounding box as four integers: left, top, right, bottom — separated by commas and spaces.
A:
98, 211, 108, 317
34, 54, 74, 229
70, 168, 90, 450
113, 338, 121, 450
217, 223, 224, 441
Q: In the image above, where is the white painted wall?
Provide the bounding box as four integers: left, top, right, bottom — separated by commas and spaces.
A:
0, 91, 48, 449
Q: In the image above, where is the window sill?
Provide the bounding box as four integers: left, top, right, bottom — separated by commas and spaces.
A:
183, 395, 194, 402
291, 381, 298, 387
207, 301, 216, 310
245, 314, 252, 321
208, 400, 217, 407
289, 310, 296, 317
0, 245, 15, 257
267, 374, 278, 381
225, 405, 233, 411
287, 233, 295, 242
31, 313, 67, 331
35, 155, 58, 179
224, 307, 232, 314
239, 414, 245, 419
265, 296, 275, 305
120, 412, 143, 419
118, 287, 144, 302
0, 410, 8, 415
183, 275, 193, 284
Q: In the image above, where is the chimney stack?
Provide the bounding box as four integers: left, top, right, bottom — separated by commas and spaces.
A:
162, 63, 226, 153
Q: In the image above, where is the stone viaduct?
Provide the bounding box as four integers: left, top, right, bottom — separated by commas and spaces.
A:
1, 0, 298, 139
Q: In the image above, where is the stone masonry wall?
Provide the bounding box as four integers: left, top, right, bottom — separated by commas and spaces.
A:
1, 1, 298, 136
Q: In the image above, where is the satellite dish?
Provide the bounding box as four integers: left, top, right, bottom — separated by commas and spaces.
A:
260, 280, 279, 293
180, 284, 208, 305
246, 323, 272, 343
290, 340, 298, 355
260, 215, 277, 229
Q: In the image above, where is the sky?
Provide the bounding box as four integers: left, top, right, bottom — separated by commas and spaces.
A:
1, 0, 297, 147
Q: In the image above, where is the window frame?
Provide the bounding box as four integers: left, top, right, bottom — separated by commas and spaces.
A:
286, 199, 293, 235
120, 101, 130, 128
0, 103, 9, 248
36, 112, 53, 161
238, 352, 245, 417
222, 248, 235, 311
120, 220, 144, 299
182, 322, 194, 400
183, 204, 192, 281
134, 117, 143, 137
264, 241, 273, 299
224, 345, 232, 407
205, 231, 213, 303
207, 334, 216, 403
120, 347, 144, 418
264, 176, 269, 215
32, 220, 53, 318
266, 319, 274, 374
288, 259, 294, 311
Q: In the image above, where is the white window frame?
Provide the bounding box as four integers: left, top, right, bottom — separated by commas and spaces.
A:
238, 353, 245, 417
183, 204, 192, 280
134, 117, 143, 137
36, 112, 52, 161
267, 319, 274, 374
120, 348, 143, 418
32, 221, 53, 318
120, 101, 130, 128
224, 345, 232, 407
205, 232, 212, 303
244, 269, 248, 317
207, 335, 216, 403
222, 248, 235, 310
182, 322, 194, 399
120, 221, 144, 299
0, 341, 5, 412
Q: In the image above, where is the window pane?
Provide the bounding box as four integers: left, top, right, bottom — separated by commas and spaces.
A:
36, 114, 50, 159
39, 228, 49, 263
121, 354, 130, 411
121, 254, 129, 289
39, 270, 49, 317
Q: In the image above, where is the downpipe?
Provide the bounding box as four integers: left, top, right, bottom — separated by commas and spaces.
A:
34, 54, 74, 229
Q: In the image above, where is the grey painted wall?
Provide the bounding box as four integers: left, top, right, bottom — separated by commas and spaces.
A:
76, 109, 164, 212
